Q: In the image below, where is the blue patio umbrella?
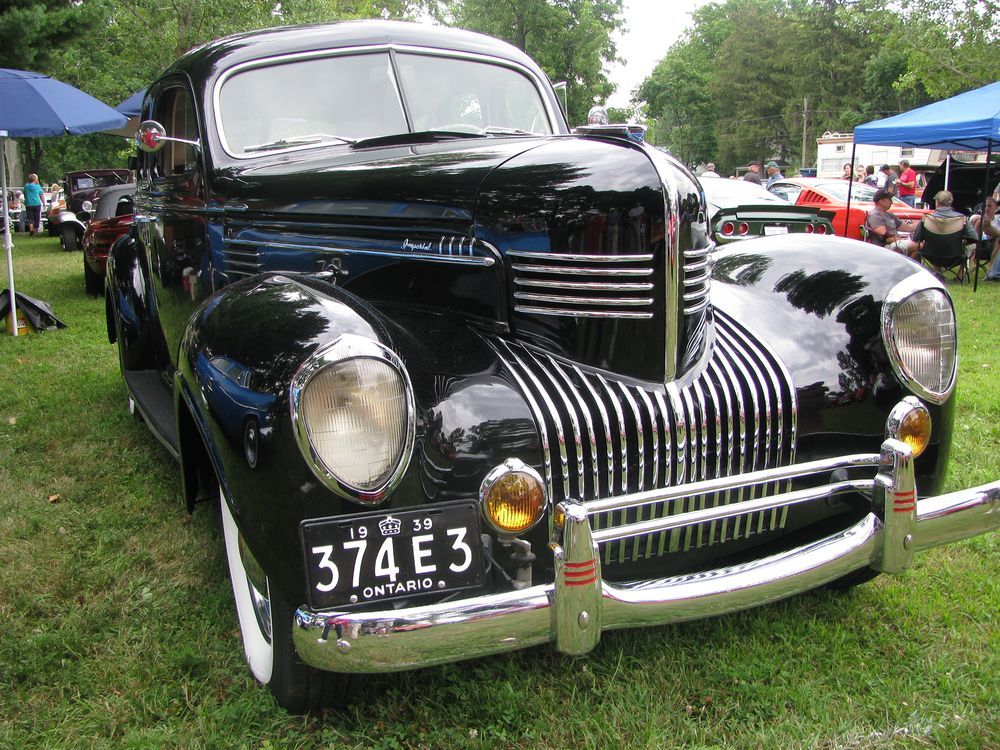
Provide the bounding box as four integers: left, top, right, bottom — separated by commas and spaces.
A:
0, 68, 127, 336
115, 88, 146, 118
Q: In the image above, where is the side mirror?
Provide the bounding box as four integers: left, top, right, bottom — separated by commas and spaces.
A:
135, 120, 166, 153
135, 119, 201, 153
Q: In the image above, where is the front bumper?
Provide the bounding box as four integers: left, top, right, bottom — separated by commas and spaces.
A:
293, 435, 1000, 674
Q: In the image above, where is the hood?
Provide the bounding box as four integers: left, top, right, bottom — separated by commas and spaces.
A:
214, 137, 551, 229
213, 135, 708, 384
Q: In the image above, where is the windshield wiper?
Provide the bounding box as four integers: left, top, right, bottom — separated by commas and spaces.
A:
242, 134, 356, 153
483, 126, 535, 136
351, 129, 489, 150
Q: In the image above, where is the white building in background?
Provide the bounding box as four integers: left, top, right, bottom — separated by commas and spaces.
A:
814, 131, 985, 179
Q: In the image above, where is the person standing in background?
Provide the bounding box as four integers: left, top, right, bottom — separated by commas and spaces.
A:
764, 161, 784, 188
897, 159, 917, 207
880, 164, 898, 196
23, 173, 44, 236
701, 162, 720, 178
743, 161, 762, 185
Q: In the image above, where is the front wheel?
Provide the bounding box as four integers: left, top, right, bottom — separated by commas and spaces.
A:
220, 488, 360, 712
61, 225, 78, 252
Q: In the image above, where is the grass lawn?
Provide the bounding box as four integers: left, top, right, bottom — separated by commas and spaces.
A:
1, 234, 997, 749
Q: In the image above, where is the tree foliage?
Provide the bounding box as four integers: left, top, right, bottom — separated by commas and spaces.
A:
634, 0, 992, 174
428, 0, 624, 126
2, 0, 423, 179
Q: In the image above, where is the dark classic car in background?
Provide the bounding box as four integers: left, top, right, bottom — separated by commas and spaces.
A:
58, 168, 132, 251
82, 182, 135, 295
700, 177, 834, 243
105, 20, 1000, 712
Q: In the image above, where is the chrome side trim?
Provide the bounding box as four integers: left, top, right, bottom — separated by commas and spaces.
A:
513, 306, 655, 320
513, 292, 654, 306
507, 251, 655, 262
514, 279, 654, 291
510, 263, 652, 276
223, 236, 496, 267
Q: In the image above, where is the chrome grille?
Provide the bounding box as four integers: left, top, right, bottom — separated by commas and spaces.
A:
683, 244, 711, 314
508, 250, 655, 319
489, 310, 796, 564
223, 246, 263, 278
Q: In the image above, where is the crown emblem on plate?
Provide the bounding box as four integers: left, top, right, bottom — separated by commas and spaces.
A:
379, 515, 401, 536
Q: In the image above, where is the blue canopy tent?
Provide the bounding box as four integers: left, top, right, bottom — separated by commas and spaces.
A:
854, 81, 1000, 151
848, 81, 1000, 288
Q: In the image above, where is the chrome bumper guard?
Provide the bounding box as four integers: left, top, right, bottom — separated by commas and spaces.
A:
293, 435, 1000, 674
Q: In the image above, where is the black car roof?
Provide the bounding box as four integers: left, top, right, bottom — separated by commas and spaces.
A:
161, 20, 547, 82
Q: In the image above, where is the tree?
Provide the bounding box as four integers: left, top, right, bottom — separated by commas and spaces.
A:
0, 1, 93, 71
16, 0, 424, 179
633, 0, 933, 173
430, 0, 624, 126
894, 0, 1000, 99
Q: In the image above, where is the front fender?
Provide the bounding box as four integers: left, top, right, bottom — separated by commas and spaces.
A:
177, 273, 393, 589
177, 272, 545, 602
105, 233, 156, 369
57, 211, 86, 232
711, 234, 954, 494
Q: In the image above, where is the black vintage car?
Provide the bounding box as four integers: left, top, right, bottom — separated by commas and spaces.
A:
106, 20, 1000, 712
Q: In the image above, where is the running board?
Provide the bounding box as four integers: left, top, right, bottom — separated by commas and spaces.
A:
123, 369, 179, 458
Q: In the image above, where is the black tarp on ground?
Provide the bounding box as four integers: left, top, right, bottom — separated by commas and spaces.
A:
0, 289, 67, 331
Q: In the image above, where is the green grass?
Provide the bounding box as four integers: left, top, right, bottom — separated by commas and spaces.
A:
1, 234, 997, 749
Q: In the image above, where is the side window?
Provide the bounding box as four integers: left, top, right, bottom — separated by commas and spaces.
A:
770, 184, 801, 203
152, 87, 198, 178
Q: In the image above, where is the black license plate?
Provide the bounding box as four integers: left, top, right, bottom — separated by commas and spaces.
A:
301, 501, 484, 609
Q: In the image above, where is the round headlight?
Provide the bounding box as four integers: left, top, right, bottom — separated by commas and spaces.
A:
882, 280, 956, 404
291, 335, 414, 503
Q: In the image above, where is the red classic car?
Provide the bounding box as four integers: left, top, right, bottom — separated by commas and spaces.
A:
82, 182, 134, 295
768, 177, 929, 240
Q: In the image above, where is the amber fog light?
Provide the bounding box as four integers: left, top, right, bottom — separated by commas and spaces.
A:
480, 459, 546, 535
886, 397, 931, 458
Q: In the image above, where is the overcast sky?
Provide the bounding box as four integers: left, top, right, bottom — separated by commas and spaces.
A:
605, 0, 707, 109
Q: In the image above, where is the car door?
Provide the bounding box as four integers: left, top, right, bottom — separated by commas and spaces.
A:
136, 79, 210, 370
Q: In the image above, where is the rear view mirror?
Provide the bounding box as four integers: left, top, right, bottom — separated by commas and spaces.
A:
135, 120, 201, 154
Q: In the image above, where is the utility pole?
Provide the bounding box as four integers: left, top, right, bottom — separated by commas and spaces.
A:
801, 96, 809, 169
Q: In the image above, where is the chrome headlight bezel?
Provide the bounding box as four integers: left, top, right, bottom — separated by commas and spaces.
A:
881, 274, 957, 405
290, 334, 415, 505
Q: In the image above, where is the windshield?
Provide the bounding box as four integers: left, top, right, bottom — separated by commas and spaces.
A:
813, 181, 885, 203
70, 173, 129, 192
218, 51, 553, 157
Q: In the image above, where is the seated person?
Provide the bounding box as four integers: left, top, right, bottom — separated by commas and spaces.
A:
865, 189, 918, 256
911, 189, 978, 245
972, 195, 1000, 281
